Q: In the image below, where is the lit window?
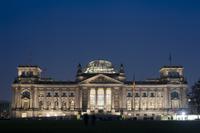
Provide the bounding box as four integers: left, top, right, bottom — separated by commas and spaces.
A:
127, 100, 132, 111
70, 100, 75, 111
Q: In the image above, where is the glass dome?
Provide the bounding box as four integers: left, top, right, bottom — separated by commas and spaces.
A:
84, 60, 117, 74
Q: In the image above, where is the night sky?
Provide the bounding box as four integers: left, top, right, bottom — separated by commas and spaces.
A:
1, 0, 200, 101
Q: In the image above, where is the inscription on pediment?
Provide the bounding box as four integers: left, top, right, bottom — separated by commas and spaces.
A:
81, 74, 123, 84
89, 76, 120, 84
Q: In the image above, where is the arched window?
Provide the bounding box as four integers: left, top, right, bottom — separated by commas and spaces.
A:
171, 91, 179, 100
22, 91, 30, 99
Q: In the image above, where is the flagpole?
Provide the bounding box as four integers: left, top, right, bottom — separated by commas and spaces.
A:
169, 53, 172, 66
132, 74, 136, 111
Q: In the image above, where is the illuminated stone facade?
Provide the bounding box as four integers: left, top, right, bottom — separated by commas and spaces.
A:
11, 60, 188, 119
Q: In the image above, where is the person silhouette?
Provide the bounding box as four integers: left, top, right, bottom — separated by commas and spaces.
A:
83, 113, 89, 126
91, 114, 96, 126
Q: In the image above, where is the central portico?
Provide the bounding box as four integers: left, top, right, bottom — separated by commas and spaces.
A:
80, 73, 124, 114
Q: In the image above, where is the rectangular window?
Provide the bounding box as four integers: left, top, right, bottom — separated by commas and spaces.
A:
47, 92, 51, 97
135, 93, 140, 97
54, 92, 59, 97
150, 93, 155, 97
127, 92, 132, 97
69, 92, 74, 97
62, 93, 67, 97
143, 93, 147, 97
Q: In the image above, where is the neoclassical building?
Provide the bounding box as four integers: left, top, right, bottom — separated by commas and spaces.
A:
11, 60, 188, 119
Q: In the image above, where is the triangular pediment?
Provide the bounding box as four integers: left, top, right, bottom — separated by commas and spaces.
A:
80, 74, 123, 84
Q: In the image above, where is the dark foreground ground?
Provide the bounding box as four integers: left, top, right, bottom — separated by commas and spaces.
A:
0, 120, 200, 133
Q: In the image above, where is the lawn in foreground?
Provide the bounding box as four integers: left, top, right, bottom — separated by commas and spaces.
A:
0, 120, 199, 133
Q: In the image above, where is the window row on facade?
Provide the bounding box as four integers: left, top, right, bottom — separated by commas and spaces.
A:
126, 91, 163, 98
39, 92, 75, 98
38, 99, 75, 111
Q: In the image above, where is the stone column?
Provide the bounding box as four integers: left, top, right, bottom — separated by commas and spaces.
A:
12, 87, 16, 109
104, 88, 106, 110
66, 96, 69, 110
79, 87, 82, 109
34, 88, 39, 109
139, 89, 142, 111
75, 88, 79, 109
180, 87, 187, 109
147, 90, 149, 110
122, 87, 126, 110
87, 88, 90, 109
44, 89, 47, 109
132, 89, 134, 110
155, 90, 158, 109
168, 88, 172, 109
96, 88, 98, 110
163, 88, 166, 109
58, 90, 62, 109
119, 88, 122, 110
111, 88, 115, 110
30, 87, 34, 109
182, 87, 188, 108
17, 87, 21, 108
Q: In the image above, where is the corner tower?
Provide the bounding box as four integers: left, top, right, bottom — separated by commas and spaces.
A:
15, 65, 42, 83
160, 66, 185, 83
